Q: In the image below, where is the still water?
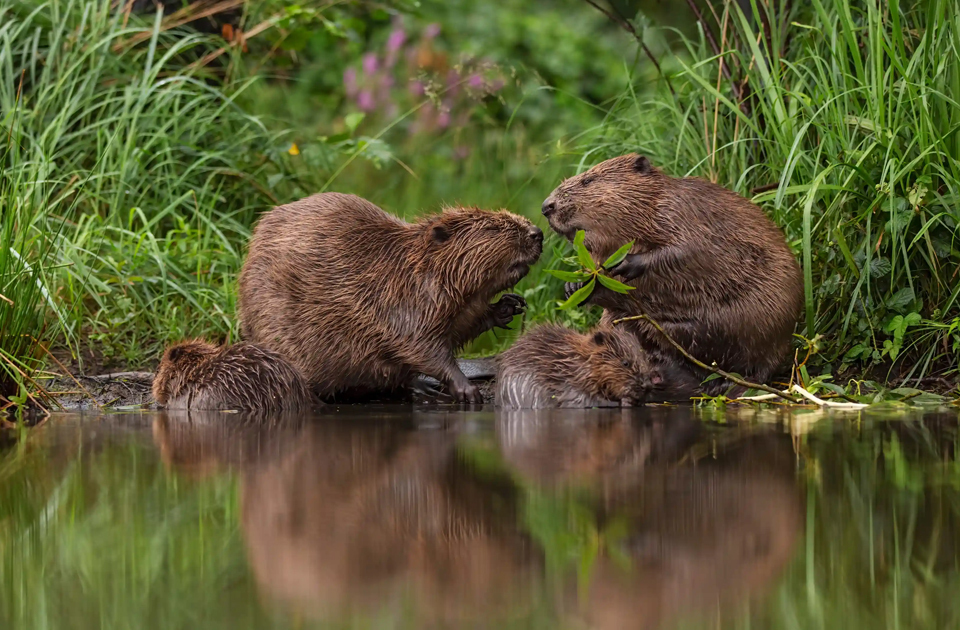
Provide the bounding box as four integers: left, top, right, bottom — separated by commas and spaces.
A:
1, 406, 959, 629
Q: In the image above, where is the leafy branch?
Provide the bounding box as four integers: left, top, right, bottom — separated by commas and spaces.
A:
612, 313, 802, 403
547, 230, 635, 310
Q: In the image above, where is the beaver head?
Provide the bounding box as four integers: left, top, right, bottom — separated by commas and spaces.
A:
152, 339, 220, 404
416, 207, 543, 299
541, 154, 668, 258
585, 327, 661, 406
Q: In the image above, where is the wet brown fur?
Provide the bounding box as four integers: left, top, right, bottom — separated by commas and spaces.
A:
496, 324, 660, 408
152, 339, 313, 410
542, 154, 803, 394
238, 193, 543, 401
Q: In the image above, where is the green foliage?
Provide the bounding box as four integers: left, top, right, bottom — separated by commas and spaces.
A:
547, 230, 634, 310
589, 0, 960, 379
0, 0, 381, 387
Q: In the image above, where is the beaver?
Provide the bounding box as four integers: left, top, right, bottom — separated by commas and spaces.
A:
152, 339, 314, 410
541, 154, 803, 396
238, 193, 543, 403
495, 324, 661, 408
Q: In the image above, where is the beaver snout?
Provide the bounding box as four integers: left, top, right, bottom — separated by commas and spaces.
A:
527, 225, 543, 245
541, 199, 556, 217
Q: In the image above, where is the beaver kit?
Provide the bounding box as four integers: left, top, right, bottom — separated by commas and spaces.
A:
152, 340, 314, 410
496, 325, 661, 409
542, 154, 803, 395
238, 192, 543, 403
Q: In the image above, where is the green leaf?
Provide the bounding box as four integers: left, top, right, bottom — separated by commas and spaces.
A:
884, 315, 904, 334
596, 274, 635, 293
885, 287, 915, 313
869, 257, 892, 278
546, 269, 592, 282
843, 344, 865, 360
558, 278, 595, 310
573, 230, 596, 271
344, 112, 365, 133
602, 241, 634, 269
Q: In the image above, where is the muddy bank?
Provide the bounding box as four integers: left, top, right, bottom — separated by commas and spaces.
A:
40, 358, 500, 411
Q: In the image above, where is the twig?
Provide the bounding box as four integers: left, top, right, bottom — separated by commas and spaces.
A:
611, 314, 800, 402
187, 18, 274, 71
739, 384, 868, 409
788, 384, 868, 409
750, 182, 779, 195
28, 336, 101, 409
113, 0, 246, 51
582, 0, 676, 97
0, 354, 50, 411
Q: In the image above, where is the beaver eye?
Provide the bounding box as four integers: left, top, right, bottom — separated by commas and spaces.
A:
581, 175, 596, 187
621, 359, 630, 368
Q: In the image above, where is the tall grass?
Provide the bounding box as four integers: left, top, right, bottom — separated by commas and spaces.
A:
0, 110, 66, 401
0, 0, 308, 395
591, 0, 960, 380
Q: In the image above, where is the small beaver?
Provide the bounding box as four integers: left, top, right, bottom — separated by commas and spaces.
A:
238, 193, 543, 403
495, 325, 661, 409
152, 340, 314, 410
542, 154, 803, 395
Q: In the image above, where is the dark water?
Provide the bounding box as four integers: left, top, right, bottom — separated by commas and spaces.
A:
2, 406, 959, 629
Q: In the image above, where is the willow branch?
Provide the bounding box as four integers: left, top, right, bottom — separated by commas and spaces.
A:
582, 0, 676, 97
611, 314, 800, 402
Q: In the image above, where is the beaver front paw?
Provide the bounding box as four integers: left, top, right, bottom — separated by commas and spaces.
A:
490, 293, 527, 328
449, 380, 483, 405
605, 253, 647, 281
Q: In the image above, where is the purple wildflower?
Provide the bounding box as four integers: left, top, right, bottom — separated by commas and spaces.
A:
362, 53, 378, 76
437, 109, 450, 129
343, 67, 358, 97
357, 90, 375, 112
467, 74, 484, 89
387, 28, 406, 53
409, 80, 424, 96
424, 23, 440, 39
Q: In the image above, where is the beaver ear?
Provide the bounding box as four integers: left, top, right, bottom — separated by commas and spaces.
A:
591, 331, 607, 346
166, 346, 184, 362
430, 224, 450, 243
634, 155, 652, 174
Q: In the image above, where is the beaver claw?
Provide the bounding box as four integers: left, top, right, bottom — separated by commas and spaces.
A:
564, 281, 585, 301
605, 253, 647, 281
490, 293, 527, 328
450, 381, 483, 405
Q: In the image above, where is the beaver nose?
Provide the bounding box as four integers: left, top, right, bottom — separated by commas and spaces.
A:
528, 225, 543, 244
541, 200, 556, 217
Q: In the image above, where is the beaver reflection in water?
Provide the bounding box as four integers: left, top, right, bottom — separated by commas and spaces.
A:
152, 339, 313, 410
238, 193, 543, 403
542, 154, 803, 397
151, 412, 801, 629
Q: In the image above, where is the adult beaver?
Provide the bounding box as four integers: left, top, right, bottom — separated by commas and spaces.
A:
496, 325, 660, 408
542, 154, 802, 395
238, 193, 543, 403
152, 340, 314, 410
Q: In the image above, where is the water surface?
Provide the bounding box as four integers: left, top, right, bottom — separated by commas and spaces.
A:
2, 405, 959, 629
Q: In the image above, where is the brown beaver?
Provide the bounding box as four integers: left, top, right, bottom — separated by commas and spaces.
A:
238, 193, 543, 403
542, 154, 803, 396
495, 324, 661, 408
152, 339, 314, 410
